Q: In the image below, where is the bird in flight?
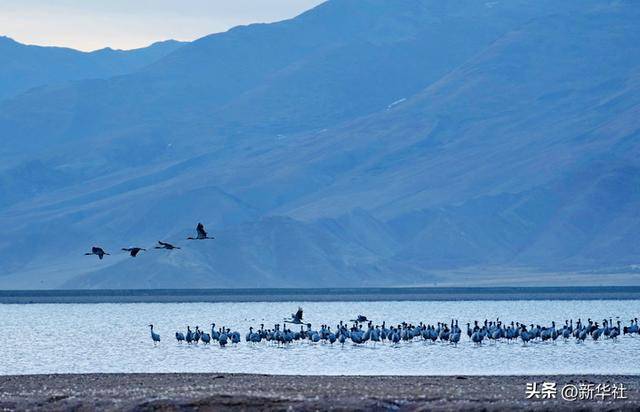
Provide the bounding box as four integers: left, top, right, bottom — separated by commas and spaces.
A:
85, 246, 109, 260
187, 222, 215, 240
285, 307, 304, 324
122, 247, 146, 257
155, 241, 180, 250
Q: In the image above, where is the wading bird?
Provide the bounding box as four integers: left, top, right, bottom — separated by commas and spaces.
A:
201, 330, 211, 345
85, 246, 109, 260
149, 324, 160, 345
451, 329, 461, 346
219, 330, 228, 347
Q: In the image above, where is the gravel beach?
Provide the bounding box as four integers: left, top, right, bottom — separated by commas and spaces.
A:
0, 374, 638, 411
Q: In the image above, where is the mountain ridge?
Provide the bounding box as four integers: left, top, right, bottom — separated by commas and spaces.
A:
0, 0, 639, 288
0, 35, 185, 102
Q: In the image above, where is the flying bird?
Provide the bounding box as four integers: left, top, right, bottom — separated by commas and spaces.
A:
85, 246, 109, 260
122, 247, 146, 257
154, 241, 180, 250
285, 307, 304, 324
187, 223, 214, 240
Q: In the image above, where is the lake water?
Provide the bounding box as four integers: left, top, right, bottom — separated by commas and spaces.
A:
1, 300, 639, 375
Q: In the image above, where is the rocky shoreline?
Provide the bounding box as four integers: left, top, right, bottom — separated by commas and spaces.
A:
0, 374, 638, 411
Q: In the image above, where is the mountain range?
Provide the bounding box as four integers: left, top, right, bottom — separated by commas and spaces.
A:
1, 0, 639, 289
0, 36, 184, 102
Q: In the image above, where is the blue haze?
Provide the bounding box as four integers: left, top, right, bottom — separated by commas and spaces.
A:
0, 0, 639, 288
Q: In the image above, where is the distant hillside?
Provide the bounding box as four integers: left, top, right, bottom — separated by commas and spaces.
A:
0, 36, 184, 102
0, 0, 639, 289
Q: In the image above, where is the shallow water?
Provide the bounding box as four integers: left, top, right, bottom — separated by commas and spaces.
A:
1, 300, 639, 375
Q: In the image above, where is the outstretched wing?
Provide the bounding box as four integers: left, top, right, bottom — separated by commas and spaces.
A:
196, 223, 207, 239
295, 307, 303, 321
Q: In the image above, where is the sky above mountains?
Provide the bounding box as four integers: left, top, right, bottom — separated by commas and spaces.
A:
0, 0, 324, 51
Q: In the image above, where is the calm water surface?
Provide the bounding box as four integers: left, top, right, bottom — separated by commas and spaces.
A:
1, 300, 639, 375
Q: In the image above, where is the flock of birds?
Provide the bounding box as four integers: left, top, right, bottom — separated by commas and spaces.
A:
148, 308, 640, 347
85, 223, 212, 259
86, 223, 639, 349
94, 223, 639, 349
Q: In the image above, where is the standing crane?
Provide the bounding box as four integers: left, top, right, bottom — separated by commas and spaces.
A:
148, 324, 161, 345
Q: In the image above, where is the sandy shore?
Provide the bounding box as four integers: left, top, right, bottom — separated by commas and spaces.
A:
0, 374, 638, 411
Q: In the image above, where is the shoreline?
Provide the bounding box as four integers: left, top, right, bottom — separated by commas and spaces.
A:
0, 373, 638, 411
1, 286, 639, 304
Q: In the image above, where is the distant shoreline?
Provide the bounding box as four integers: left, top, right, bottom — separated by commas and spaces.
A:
0, 374, 637, 410
0, 286, 638, 303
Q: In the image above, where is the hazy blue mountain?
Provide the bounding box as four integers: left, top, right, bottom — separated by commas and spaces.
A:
0, 0, 639, 289
0, 0, 554, 160
0, 36, 184, 102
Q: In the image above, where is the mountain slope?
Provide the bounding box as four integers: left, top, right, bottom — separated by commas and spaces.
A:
0, 36, 184, 102
0, 0, 639, 288
0, 0, 558, 160
0, 0, 572, 211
